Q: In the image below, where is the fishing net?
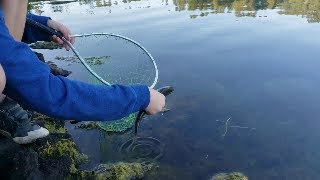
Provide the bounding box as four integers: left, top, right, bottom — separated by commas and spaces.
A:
97, 114, 136, 133
31, 33, 158, 133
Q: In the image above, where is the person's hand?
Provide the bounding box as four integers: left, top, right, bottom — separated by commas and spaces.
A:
47, 19, 75, 51
145, 88, 165, 115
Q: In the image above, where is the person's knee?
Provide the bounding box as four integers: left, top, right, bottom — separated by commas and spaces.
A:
0, 64, 6, 94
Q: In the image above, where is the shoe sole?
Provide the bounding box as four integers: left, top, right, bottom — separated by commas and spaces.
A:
13, 127, 49, 145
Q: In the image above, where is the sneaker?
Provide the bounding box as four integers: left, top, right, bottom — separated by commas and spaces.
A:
0, 97, 49, 144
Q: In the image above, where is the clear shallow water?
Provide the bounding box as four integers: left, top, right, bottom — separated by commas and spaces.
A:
30, 0, 320, 179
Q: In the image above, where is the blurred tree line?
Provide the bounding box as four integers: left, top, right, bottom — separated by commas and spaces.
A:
27, 0, 320, 22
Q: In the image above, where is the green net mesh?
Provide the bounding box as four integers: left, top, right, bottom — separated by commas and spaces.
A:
97, 113, 136, 133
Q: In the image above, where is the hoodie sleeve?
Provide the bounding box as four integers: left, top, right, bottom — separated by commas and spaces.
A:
0, 11, 150, 121
22, 13, 52, 44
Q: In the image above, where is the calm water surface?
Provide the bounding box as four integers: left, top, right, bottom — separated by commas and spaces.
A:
30, 0, 320, 179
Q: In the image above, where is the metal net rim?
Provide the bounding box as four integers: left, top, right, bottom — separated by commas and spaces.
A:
70, 32, 159, 88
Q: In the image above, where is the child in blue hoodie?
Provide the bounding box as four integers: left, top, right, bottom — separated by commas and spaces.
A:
0, 0, 165, 144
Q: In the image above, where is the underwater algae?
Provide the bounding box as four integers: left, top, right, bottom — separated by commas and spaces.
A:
85, 55, 111, 65
33, 113, 155, 179
70, 162, 154, 180
55, 55, 111, 65
210, 172, 248, 180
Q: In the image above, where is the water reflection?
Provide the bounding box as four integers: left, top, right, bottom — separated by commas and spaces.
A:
28, 0, 320, 179
28, 0, 320, 22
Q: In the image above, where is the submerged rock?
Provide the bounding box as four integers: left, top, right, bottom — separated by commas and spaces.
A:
30, 41, 63, 50
71, 162, 155, 180
47, 61, 72, 77
95, 162, 154, 180
210, 172, 248, 180
34, 51, 72, 77
85, 56, 110, 65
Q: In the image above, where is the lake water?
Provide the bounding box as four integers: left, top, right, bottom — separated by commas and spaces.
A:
29, 0, 320, 179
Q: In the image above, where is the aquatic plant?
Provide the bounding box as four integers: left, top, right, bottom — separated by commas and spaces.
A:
70, 162, 154, 180
210, 172, 248, 180
55, 55, 78, 62
77, 121, 99, 130
30, 41, 63, 50
54, 55, 110, 66
85, 55, 110, 65
39, 139, 88, 173
95, 162, 154, 180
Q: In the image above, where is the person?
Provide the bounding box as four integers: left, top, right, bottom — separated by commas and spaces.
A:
0, 0, 165, 144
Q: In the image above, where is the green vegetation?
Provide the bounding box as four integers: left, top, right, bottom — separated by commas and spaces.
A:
55, 55, 78, 62
173, 0, 320, 21
28, 0, 320, 22
39, 139, 88, 173
85, 55, 110, 65
211, 172, 248, 180
95, 162, 154, 180
55, 55, 110, 65
30, 41, 63, 50
279, 0, 320, 23
33, 113, 66, 134
70, 162, 154, 180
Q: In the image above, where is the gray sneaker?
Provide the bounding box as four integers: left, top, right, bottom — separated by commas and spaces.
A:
0, 97, 49, 144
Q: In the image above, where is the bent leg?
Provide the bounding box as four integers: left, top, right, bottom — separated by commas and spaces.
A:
0, 64, 49, 144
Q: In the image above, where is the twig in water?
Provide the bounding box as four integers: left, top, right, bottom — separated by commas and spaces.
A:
222, 117, 231, 137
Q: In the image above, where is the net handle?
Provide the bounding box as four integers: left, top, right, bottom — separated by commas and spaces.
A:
26, 18, 158, 88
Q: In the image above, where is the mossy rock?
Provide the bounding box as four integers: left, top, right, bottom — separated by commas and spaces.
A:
77, 121, 100, 130
211, 172, 248, 180
71, 162, 154, 180
30, 41, 63, 50
33, 113, 66, 134
39, 139, 88, 174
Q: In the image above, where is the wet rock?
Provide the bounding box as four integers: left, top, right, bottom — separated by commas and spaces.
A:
34, 51, 72, 77
0, 113, 84, 179
34, 51, 45, 62
47, 61, 72, 77
33, 113, 66, 134
34, 133, 88, 178
71, 162, 155, 180
30, 41, 63, 50
0, 139, 41, 179
210, 172, 248, 180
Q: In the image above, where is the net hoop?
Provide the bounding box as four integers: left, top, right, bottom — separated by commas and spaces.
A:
65, 33, 159, 88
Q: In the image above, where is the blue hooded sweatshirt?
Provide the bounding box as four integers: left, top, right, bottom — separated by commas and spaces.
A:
0, 10, 150, 121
